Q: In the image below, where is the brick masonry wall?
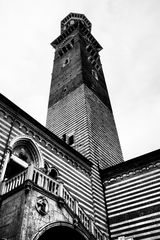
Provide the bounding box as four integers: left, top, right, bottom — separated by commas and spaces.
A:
84, 85, 123, 169
46, 84, 91, 158
47, 84, 123, 169
48, 32, 83, 108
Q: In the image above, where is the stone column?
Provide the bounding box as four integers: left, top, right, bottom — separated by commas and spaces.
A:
25, 163, 34, 181
58, 180, 64, 198
0, 146, 12, 182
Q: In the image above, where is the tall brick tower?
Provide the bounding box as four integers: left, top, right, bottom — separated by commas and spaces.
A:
46, 13, 123, 169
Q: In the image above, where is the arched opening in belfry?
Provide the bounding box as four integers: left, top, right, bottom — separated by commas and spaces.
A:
38, 225, 87, 240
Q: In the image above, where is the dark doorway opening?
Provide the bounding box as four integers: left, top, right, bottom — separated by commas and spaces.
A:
39, 225, 86, 240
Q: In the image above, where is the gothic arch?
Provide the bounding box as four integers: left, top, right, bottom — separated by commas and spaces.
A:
32, 222, 89, 240
9, 135, 44, 168
44, 161, 59, 179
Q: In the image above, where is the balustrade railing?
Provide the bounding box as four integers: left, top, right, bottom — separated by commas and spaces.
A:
77, 202, 90, 230
0, 164, 106, 240
59, 183, 75, 212
32, 167, 59, 196
0, 169, 27, 194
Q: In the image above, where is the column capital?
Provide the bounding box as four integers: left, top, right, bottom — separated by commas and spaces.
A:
6, 145, 13, 154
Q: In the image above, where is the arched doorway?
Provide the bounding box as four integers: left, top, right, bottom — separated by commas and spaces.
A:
37, 223, 88, 240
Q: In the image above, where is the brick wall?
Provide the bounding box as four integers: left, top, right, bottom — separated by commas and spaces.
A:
84, 85, 123, 168
47, 84, 123, 169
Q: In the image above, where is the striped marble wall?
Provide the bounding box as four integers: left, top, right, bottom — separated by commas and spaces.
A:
0, 102, 93, 217
103, 156, 160, 240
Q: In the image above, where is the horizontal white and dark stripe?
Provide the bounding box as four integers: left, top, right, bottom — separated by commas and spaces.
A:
104, 166, 160, 240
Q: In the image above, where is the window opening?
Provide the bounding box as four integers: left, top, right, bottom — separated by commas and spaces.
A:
67, 43, 72, 50
58, 39, 74, 57
63, 58, 70, 67
62, 46, 67, 53
86, 45, 92, 52
62, 134, 66, 142
44, 162, 49, 174
49, 168, 58, 179
62, 133, 74, 146
95, 64, 101, 71
58, 50, 63, 57
68, 135, 74, 146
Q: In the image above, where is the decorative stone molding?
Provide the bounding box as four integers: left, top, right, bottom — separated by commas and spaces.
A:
35, 196, 49, 216
104, 161, 160, 185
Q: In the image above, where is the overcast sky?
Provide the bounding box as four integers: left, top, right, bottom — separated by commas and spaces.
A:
1, 0, 160, 161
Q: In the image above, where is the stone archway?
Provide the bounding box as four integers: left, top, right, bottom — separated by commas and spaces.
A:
9, 135, 44, 168
0, 135, 44, 181
33, 222, 89, 240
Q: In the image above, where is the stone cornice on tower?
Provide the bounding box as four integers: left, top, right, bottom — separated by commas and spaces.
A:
61, 12, 92, 33
51, 17, 102, 51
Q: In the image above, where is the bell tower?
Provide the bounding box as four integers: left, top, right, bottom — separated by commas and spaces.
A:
46, 13, 123, 169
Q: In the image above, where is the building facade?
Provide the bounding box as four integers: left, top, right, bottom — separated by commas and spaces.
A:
0, 13, 160, 240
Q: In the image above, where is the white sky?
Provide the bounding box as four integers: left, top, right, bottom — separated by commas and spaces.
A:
1, 0, 160, 161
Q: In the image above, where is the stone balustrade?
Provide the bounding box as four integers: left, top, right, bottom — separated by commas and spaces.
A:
0, 169, 27, 194
0, 164, 106, 240
32, 167, 59, 196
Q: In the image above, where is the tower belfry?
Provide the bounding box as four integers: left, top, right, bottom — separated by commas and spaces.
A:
46, 12, 123, 169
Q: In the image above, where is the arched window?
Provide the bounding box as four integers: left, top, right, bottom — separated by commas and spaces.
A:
49, 168, 59, 179
4, 136, 44, 180
43, 161, 59, 180
5, 145, 33, 180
